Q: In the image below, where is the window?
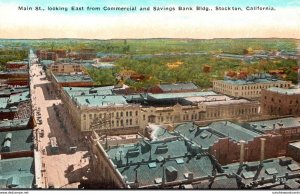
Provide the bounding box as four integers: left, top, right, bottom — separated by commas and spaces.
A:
129, 119, 132, 125
121, 112, 123, 117
126, 112, 128, 117
129, 111, 132, 117
120, 120, 124, 126
83, 114, 86, 120
143, 115, 145, 121
135, 111, 138, 116
116, 112, 119, 117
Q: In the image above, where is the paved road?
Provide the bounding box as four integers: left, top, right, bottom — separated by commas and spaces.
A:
29, 61, 90, 188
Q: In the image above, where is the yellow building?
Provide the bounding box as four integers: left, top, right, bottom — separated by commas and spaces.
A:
213, 74, 291, 99
50, 63, 83, 73
61, 87, 260, 135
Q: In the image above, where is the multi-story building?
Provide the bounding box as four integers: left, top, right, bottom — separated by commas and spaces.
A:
50, 63, 84, 74
213, 74, 291, 99
61, 87, 141, 135
6, 61, 28, 70
148, 82, 199, 94
61, 86, 260, 135
261, 87, 300, 116
89, 125, 300, 189
0, 70, 29, 87
248, 117, 300, 146
51, 73, 94, 91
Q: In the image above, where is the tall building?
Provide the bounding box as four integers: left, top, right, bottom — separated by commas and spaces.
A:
61, 86, 260, 135
261, 87, 300, 116
213, 74, 291, 99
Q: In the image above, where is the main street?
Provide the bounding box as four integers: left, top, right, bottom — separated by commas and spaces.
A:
29, 53, 90, 188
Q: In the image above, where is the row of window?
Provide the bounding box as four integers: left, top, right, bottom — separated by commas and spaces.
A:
83, 111, 139, 120
215, 82, 289, 91
145, 107, 258, 123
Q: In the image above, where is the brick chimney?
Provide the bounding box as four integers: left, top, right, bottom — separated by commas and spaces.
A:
240, 140, 246, 167
260, 138, 266, 166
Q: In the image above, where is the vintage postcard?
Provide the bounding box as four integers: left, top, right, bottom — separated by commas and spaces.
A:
0, 0, 299, 192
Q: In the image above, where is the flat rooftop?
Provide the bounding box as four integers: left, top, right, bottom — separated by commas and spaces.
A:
106, 138, 215, 187
223, 157, 300, 187
0, 129, 33, 154
0, 157, 34, 188
0, 118, 30, 130
248, 117, 300, 131
147, 91, 217, 100
175, 122, 222, 150
0, 70, 29, 75
209, 121, 263, 142
53, 73, 93, 83
221, 78, 286, 85
7, 61, 28, 65
0, 87, 29, 97
8, 91, 30, 105
74, 95, 128, 107
267, 87, 300, 95
158, 82, 198, 92
63, 86, 113, 97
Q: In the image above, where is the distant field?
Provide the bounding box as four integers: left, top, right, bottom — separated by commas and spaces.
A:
0, 38, 298, 88
0, 38, 297, 54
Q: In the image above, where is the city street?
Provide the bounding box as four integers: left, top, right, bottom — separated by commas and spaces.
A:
29, 59, 90, 188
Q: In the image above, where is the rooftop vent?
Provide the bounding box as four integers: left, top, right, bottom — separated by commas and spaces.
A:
5, 133, 12, 141
155, 145, 168, 154
157, 156, 164, 163
2, 140, 11, 152
85, 99, 90, 104
279, 158, 292, 166
200, 132, 208, 139
183, 172, 194, 180
148, 162, 157, 169
126, 148, 140, 158
175, 158, 184, 164
166, 166, 178, 182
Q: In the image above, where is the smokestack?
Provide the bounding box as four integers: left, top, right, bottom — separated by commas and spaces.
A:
260, 138, 266, 166
240, 140, 246, 167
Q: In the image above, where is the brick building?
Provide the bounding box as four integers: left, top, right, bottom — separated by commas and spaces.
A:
51, 73, 94, 90
261, 88, 300, 116
6, 61, 28, 70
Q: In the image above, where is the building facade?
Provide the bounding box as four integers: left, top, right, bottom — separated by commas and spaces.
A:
261, 88, 300, 116
213, 75, 291, 99
61, 87, 260, 135
50, 63, 84, 74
